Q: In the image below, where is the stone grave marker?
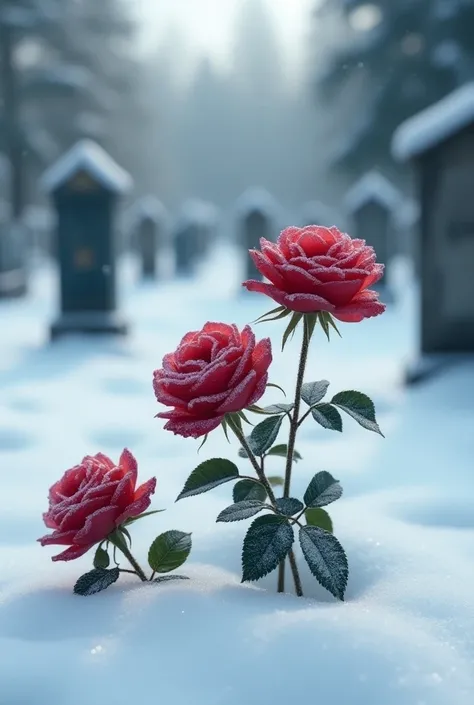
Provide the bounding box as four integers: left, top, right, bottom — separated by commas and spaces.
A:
235, 188, 278, 281
392, 81, 474, 383
40, 139, 132, 339
344, 171, 403, 301
130, 196, 166, 279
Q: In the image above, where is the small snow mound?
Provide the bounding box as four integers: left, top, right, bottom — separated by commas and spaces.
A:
344, 171, 403, 213
392, 82, 474, 161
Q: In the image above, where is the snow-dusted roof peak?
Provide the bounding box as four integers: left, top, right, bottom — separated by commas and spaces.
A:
40, 139, 132, 194
300, 200, 346, 229
234, 187, 278, 216
344, 171, 403, 213
392, 82, 474, 162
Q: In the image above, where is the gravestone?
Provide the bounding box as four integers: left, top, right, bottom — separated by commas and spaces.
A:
172, 200, 216, 275
393, 199, 420, 276
0, 218, 28, 298
235, 188, 278, 281
300, 201, 345, 230
392, 82, 474, 384
130, 196, 166, 279
344, 171, 403, 301
40, 139, 132, 340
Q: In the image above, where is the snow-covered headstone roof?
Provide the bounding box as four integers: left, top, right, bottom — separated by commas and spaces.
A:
392, 82, 474, 162
234, 187, 278, 217
300, 200, 346, 229
344, 171, 403, 213
40, 139, 132, 194
393, 198, 420, 228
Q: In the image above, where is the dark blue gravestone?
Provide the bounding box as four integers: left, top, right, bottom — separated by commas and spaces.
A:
132, 196, 166, 279
393, 82, 474, 385
40, 140, 132, 340
235, 188, 278, 282
0, 218, 28, 298
344, 171, 403, 303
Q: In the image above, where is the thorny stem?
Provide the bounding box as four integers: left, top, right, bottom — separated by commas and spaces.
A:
227, 415, 303, 597
278, 316, 311, 596
111, 535, 148, 582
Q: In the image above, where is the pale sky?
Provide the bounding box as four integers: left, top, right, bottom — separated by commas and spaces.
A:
133, 0, 314, 75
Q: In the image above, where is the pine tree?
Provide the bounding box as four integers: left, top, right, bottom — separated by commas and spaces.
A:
316, 0, 474, 178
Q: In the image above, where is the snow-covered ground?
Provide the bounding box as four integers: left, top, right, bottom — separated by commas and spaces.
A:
1, 245, 473, 705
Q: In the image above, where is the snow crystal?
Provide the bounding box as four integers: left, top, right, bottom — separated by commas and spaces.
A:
343, 171, 403, 213
40, 139, 132, 194
392, 82, 474, 161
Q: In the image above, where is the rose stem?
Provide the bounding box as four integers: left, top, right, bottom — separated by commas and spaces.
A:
227, 415, 303, 597
110, 534, 148, 582
277, 315, 311, 596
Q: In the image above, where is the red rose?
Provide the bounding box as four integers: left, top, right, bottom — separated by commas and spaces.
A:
243, 225, 386, 322
38, 449, 156, 561
153, 322, 272, 438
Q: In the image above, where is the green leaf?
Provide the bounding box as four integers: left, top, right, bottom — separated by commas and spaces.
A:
305, 507, 333, 533
109, 528, 129, 554
239, 410, 253, 426
311, 404, 343, 432
148, 530, 192, 573
304, 313, 318, 341
282, 312, 303, 351
233, 479, 267, 503
303, 471, 343, 507
267, 475, 284, 487
123, 509, 165, 526
260, 403, 294, 415
217, 500, 267, 523
318, 311, 331, 341
326, 313, 342, 338
197, 434, 209, 452
299, 526, 348, 600
242, 515, 294, 582
331, 390, 384, 436
221, 417, 231, 442
275, 497, 304, 516
301, 380, 330, 407
249, 416, 283, 456
266, 444, 302, 462
93, 546, 110, 569
266, 382, 287, 397
176, 458, 240, 500
153, 575, 189, 584
253, 305, 288, 324
238, 444, 250, 458
73, 567, 120, 596
227, 412, 243, 434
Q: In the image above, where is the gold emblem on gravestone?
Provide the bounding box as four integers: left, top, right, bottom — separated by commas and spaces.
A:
68, 171, 98, 192
74, 247, 95, 270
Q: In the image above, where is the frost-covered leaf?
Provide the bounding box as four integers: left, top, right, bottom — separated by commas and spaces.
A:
305, 507, 333, 533
260, 403, 294, 415
249, 416, 283, 456
233, 479, 267, 503
267, 475, 284, 487
331, 391, 383, 436
303, 471, 342, 507
148, 530, 192, 573
299, 526, 348, 600
311, 404, 343, 432
217, 500, 267, 523
266, 444, 302, 461
123, 509, 165, 527
74, 567, 120, 596
301, 380, 330, 407
176, 458, 239, 500
242, 515, 294, 582
275, 497, 304, 517
153, 575, 189, 584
